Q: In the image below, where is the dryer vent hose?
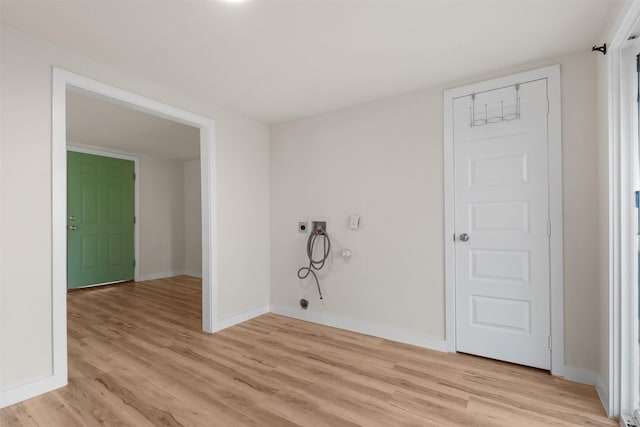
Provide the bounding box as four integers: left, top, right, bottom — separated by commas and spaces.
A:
297, 228, 331, 300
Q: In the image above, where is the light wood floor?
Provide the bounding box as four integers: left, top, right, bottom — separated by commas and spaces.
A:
1, 276, 615, 426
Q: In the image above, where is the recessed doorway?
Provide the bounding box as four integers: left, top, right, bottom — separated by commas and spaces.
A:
51, 68, 219, 391
65, 88, 202, 288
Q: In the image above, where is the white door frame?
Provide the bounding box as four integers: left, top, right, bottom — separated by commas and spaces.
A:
66, 145, 141, 282
443, 65, 564, 376
51, 68, 219, 394
606, 1, 640, 419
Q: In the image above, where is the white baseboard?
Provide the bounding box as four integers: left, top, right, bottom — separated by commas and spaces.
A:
595, 374, 611, 416
554, 365, 598, 385
183, 270, 202, 279
269, 305, 448, 353
0, 373, 67, 409
136, 271, 190, 281
214, 305, 270, 332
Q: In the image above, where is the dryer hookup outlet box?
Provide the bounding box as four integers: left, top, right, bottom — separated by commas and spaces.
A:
311, 221, 327, 233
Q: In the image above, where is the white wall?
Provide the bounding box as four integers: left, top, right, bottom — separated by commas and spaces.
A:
0, 25, 270, 390
184, 159, 202, 277
139, 156, 186, 279
271, 51, 601, 375
560, 52, 601, 375
271, 89, 445, 342
139, 156, 203, 280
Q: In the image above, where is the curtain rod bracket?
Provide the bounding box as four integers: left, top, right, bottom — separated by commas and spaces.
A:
592, 43, 607, 55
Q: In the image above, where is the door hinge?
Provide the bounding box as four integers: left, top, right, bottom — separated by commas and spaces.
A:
637, 54, 640, 104
133, 216, 136, 224
546, 220, 551, 236
453, 233, 456, 242
133, 259, 136, 268
133, 172, 136, 181
548, 335, 552, 350
546, 98, 550, 116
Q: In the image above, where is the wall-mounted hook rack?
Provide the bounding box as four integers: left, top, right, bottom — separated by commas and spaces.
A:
591, 43, 607, 55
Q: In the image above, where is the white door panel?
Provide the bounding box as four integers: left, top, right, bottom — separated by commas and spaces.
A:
469, 201, 529, 233
453, 79, 550, 369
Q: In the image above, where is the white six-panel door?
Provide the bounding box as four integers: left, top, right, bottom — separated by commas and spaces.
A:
453, 79, 551, 369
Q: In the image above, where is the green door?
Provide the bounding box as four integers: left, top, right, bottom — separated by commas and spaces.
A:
67, 151, 135, 289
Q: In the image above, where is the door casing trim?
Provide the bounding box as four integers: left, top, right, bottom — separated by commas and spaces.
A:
606, 0, 640, 417
51, 67, 219, 398
443, 65, 564, 376
66, 145, 141, 282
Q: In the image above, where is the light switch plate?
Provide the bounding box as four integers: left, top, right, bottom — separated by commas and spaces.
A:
349, 214, 360, 230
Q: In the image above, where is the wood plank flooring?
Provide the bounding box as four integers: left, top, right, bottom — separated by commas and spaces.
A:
1, 276, 616, 426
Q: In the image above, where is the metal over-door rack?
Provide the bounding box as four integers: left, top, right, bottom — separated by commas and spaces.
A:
469, 83, 521, 127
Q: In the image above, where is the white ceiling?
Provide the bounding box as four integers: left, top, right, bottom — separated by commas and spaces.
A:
1, 0, 622, 124
66, 90, 200, 161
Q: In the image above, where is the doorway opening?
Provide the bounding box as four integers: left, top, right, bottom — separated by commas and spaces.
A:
65, 88, 202, 288
51, 68, 218, 389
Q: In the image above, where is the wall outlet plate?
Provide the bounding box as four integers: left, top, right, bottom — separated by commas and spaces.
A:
298, 222, 308, 233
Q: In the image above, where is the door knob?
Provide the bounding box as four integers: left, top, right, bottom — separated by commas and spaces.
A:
68, 225, 77, 231
459, 233, 470, 242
